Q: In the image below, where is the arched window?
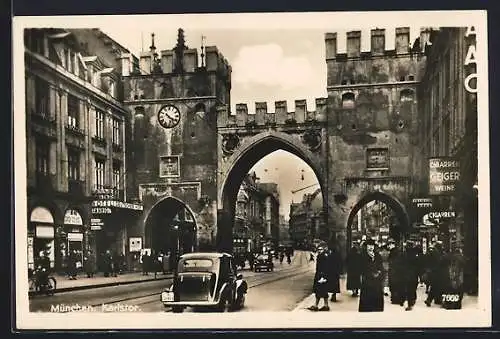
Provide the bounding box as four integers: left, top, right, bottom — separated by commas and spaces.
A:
400, 89, 414, 102
342, 92, 356, 109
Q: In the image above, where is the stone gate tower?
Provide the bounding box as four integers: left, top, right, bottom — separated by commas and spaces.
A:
121, 30, 231, 251
325, 28, 430, 256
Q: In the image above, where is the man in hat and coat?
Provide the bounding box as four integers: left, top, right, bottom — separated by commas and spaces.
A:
327, 243, 342, 302
308, 246, 331, 311
358, 239, 385, 312
346, 242, 362, 297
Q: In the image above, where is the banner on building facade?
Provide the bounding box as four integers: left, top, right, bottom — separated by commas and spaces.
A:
91, 200, 143, 210
411, 197, 433, 224
429, 157, 460, 195
159, 155, 180, 178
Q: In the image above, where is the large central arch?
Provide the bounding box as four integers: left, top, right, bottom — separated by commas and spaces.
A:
217, 130, 327, 253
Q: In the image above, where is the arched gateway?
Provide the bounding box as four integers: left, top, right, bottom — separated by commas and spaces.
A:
122, 28, 422, 258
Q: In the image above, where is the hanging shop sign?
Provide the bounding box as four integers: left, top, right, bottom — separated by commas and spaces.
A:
159, 155, 180, 178
91, 207, 112, 214
93, 188, 115, 200
91, 218, 104, 225
36, 225, 54, 238
67, 232, 84, 241
464, 26, 477, 94
129, 237, 143, 252
411, 198, 433, 209
91, 200, 143, 211
429, 158, 460, 195
428, 211, 456, 219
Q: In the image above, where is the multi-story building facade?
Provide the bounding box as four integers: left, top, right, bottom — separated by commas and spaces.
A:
233, 172, 280, 250
414, 27, 478, 294
289, 189, 325, 249
24, 28, 142, 272
258, 182, 280, 245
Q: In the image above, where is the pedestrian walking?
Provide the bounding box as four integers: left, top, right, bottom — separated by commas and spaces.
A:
112, 250, 120, 277
308, 246, 330, 311
358, 239, 385, 312
68, 250, 78, 280
346, 244, 362, 297
83, 250, 96, 278
327, 244, 342, 302
441, 245, 465, 309
103, 250, 112, 277
141, 251, 150, 275
401, 241, 420, 311
388, 240, 405, 305
425, 243, 446, 307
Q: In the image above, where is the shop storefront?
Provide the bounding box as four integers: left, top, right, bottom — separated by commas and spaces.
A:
28, 207, 56, 271
62, 209, 85, 270
90, 189, 143, 272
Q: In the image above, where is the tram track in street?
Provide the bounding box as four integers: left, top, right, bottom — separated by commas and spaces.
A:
81, 263, 315, 311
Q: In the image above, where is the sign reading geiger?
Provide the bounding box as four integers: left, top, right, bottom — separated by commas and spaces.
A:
429, 157, 460, 195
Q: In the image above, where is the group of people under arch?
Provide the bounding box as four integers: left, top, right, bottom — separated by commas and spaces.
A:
309, 237, 466, 312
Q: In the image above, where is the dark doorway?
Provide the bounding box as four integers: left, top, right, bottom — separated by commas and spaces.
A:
145, 197, 197, 256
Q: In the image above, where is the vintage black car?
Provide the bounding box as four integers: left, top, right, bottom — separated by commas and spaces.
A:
161, 252, 247, 313
253, 254, 274, 272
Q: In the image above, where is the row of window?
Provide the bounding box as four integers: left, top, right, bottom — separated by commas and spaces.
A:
26, 30, 118, 98
340, 75, 415, 86
33, 77, 123, 145
340, 89, 414, 109
35, 137, 122, 191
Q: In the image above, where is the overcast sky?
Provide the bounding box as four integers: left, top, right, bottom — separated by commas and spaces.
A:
97, 20, 423, 220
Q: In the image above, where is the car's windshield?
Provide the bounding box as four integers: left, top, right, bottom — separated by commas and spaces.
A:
257, 255, 269, 260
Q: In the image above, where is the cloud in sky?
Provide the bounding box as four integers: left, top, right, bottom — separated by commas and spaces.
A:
232, 43, 315, 91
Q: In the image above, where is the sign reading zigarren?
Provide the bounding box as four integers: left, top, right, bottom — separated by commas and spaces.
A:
429, 157, 460, 195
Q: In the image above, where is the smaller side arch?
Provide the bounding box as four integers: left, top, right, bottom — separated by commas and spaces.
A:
346, 191, 411, 249
143, 196, 198, 253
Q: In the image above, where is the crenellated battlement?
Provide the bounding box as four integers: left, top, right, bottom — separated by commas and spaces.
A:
325, 27, 434, 60
125, 30, 231, 77
217, 98, 328, 128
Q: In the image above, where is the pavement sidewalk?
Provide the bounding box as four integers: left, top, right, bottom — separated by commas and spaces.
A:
29, 271, 172, 295
293, 277, 479, 313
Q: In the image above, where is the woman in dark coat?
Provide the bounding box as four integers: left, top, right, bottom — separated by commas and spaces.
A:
346, 245, 362, 297
308, 246, 330, 311
327, 245, 342, 302
358, 240, 385, 312
83, 250, 96, 278
388, 243, 405, 304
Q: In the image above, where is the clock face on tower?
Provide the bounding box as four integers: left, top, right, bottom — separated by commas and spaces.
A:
157, 105, 181, 129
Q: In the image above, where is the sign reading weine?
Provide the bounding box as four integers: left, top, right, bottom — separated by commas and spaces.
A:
429, 158, 460, 195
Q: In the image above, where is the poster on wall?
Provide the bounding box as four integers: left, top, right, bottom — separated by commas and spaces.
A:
159, 155, 180, 178
129, 237, 143, 252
